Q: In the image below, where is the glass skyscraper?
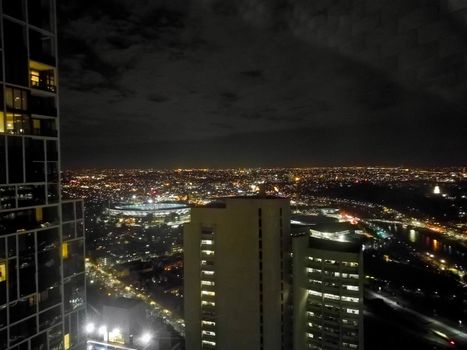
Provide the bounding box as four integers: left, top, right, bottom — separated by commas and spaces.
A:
0, 1, 86, 349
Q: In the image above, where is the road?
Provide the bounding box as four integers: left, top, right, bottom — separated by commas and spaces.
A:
367, 289, 467, 346
87, 261, 186, 336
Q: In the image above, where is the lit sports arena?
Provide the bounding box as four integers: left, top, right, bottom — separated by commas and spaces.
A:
107, 202, 190, 218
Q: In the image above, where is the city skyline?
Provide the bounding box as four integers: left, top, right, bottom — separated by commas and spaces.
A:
57, 1, 467, 168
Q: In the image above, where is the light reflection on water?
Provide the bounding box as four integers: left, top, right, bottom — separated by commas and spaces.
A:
388, 224, 465, 264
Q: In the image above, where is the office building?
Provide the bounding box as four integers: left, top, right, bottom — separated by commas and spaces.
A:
0, 1, 86, 349
184, 197, 291, 350
293, 225, 364, 350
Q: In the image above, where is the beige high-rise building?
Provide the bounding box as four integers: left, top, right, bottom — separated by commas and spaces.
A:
293, 231, 364, 350
184, 196, 291, 350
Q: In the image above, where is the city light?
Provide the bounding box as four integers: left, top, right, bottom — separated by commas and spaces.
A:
139, 332, 152, 345
85, 323, 95, 334
98, 325, 107, 336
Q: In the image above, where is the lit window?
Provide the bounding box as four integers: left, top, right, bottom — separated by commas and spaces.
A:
344, 285, 359, 291
202, 330, 216, 336
0, 112, 4, 133
308, 290, 322, 297
201, 340, 216, 346
64, 334, 70, 350
201, 301, 215, 307
202, 321, 216, 326
62, 243, 69, 259
30, 70, 40, 87
201, 250, 215, 255
307, 268, 321, 273
201, 280, 215, 286
201, 240, 213, 245
324, 293, 340, 300
0, 262, 6, 282
202, 271, 214, 276
346, 308, 359, 315
201, 291, 215, 296
35, 207, 43, 222
342, 296, 359, 303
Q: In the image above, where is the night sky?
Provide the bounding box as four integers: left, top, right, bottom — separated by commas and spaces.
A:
58, 0, 467, 168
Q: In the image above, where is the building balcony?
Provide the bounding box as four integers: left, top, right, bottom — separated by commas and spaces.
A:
29, 60, 56, 93
30, 95, 57, 117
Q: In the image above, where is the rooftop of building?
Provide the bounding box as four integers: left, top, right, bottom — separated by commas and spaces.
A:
291, 214, 363, 250
198, 195, 289, 208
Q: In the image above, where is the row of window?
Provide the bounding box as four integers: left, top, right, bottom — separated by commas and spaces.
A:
2, 17, 57, 89
201, 228, 216, 349
2, 0, 55, 32
0, 135, 58, 185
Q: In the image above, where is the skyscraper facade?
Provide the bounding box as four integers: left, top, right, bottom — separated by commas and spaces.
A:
293, 234, 364, 350
184, 197, 291, 350
0, 1, 86, 349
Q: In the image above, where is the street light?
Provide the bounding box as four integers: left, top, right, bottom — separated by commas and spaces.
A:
139, 332, 152, 345
85, 323, 95, 334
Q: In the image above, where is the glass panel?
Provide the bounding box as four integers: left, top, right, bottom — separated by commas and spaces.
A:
47, 162, 58, 182
18, 233, 36, 297
25, 137, 46, 182
28, 0, 54, 32
62, 202, 74, 222
9, 295, 36, 323
0, 137, 5, 184
29, 29, 55, 66
8, 258, 18, 301
0, 329, 7, 350
38, 284, 61, 312
64, 274, 85, 313
7, 136, 23, 183
8, 236, 17, 257
0, 305, 6, 328
17, 185, 46, 207
63, 240, 84, 277
2, 0, 25, 20
10, 316, 37, 346
0, 186, 16, 209
31, 332, 48, 350
48, 324, 63, 350
39, 304, 61, 331
3, 20, 28, 86
47, 184, 59, 204
62, 222, 75, 241
46, 140, 58, 161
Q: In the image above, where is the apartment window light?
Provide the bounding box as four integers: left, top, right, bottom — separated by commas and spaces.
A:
201, 291, 215, 296
202, 330, 216, 336
323, 293, 340, 300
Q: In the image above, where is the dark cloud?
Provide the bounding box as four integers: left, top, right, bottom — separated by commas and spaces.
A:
147, 94, 171, 103
58, 0, 467, 168
239, 69, 264, 79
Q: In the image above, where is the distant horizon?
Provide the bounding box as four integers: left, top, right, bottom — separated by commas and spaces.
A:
62, 165, 467, 171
